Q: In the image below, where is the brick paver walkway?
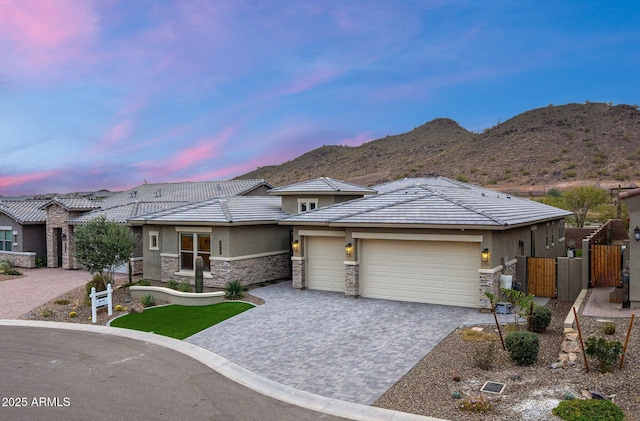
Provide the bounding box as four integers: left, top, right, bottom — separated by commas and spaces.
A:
0, 268, 100, 319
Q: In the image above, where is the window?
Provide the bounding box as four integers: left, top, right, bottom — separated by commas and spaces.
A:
298, 198, 318, 213
179, 233, 211, 272
149, 231, 159, 251
0, 230, 12, 251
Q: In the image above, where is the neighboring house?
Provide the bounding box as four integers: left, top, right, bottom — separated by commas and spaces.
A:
36, 179, 272, 272
620, 188, 640, 307
0, 200, 48, 267
129, 196, 291, 286
279, 176, 572, 309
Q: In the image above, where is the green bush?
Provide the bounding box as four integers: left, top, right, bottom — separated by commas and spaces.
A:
41, 308, 54, 317
35, 257, 47, 268
140, 294, 156, 308
585, 336, 623, 373
177, 282, 192, 293
166, 280, 179, 290
224, 280, 244, 300
136, 279, 151, 286
552, 399, 624, 421
530, 305, 552, 333
0, 260, 11, 273
4, 268, 22, 276
505, 331, 539, 366
602, 321, 616, 335
85, 273, 107, 296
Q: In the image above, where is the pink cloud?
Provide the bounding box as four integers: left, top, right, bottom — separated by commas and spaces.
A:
0, 0, 99, 76
0, 169, 65, 196
93, 121, 134, 153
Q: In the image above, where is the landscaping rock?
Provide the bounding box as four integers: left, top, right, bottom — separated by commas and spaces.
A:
129, 303, 144, 314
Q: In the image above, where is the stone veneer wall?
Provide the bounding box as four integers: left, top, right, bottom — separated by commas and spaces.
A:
345, 262, 359, 297
292, 257, 305, 289
478, 267, 502, 309
45, 205, 68, 268
130, 257, 143, 276
0, 251, 36, 268
161, 252, 290, 287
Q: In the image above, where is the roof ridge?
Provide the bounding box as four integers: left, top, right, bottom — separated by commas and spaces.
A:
434, 191, 508, 226
219, 198, 233, 222
320, 189, 431, 223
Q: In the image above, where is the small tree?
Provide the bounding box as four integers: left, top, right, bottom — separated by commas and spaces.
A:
564, 186, 609, 227
74, 215, 137, 284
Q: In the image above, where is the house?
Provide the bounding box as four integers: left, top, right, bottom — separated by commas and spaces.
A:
0, 199, 48, 267
38, 179, 272, 272
619, 188, 640, 307
279, 176, 572, 309
129, 196, 291, 286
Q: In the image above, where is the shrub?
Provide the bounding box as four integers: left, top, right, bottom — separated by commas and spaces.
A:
224, 280, 244, 300
451, 391, 462, 399
473, 340, 497, 370
140, 294, 156, 308
530, 305, 552, 333
136, 279, 151, 286
85, 273, 107, 296
177, 282, 192, 293
585, 336, 623, 373
35, 258, 46, 268
41, 308, 54, 317
458, 396, 491, 413
4, 268, 22, 276
68, 311, 78, 318
602, 321, 616, 335
552, 399, 624, 421
0, 260, 11, 273
54, 299, 70, 305
505, 331, 539, 366
166, 280, 179, 290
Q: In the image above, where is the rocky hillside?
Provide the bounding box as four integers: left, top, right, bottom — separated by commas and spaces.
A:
237, 102, 640, 193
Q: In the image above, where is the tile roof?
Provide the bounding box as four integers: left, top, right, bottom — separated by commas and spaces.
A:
268, 177, 376, 195
0, 200, 48, 224
102, 179, 272, 207
280, 177, 572, 228
40, 197, 103, 211
129, 197, 286, 225
68, 202, 189, 224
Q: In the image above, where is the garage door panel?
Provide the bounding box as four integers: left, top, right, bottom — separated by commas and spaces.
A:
360, 239, 479, 307
307, 237, 345, 292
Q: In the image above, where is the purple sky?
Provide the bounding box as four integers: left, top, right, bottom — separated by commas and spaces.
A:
1, 1, 639, 196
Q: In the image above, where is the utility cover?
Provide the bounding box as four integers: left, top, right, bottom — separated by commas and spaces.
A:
481, 381, 506, 394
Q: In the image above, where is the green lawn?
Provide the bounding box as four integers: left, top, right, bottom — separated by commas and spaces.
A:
110, 302, 254, 339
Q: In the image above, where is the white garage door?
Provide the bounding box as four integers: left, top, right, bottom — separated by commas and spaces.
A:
360, 240, 479, 307
307, 236, 345, 292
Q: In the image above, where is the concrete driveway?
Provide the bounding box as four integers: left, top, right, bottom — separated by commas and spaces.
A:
187, 281, 514, 405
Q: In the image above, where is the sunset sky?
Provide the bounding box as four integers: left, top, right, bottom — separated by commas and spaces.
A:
1, 1, 639, 196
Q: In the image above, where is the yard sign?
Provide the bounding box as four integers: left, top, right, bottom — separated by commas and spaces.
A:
90, 283, 113, 323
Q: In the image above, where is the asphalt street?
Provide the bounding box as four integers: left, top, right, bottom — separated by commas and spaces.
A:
0, 326, 346, 421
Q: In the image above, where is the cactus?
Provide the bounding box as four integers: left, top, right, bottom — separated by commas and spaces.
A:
195, 256, 203, 293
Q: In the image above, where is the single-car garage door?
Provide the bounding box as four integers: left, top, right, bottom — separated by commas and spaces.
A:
360, 240, 479, 307
307, 236, 345, 292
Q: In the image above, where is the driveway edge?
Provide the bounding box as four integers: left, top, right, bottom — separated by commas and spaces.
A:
0, 320, 447, 421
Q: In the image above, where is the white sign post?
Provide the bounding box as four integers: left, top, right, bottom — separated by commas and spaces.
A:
91, 283, 113, 323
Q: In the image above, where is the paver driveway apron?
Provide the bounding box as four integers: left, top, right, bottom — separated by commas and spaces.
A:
187, 281, 513, 405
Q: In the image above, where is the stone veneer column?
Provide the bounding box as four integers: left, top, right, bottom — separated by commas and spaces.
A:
161, 254, 179, 282
478, 267, 503, 309
345, 261, 360, 297
292, 257, 305, 289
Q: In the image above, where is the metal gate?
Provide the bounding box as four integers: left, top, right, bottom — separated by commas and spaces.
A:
590, 244, 622, 288
527, 257, 557, 298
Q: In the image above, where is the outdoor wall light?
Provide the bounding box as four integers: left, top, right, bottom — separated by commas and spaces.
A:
345, 243, 354, 256
634, 226, 640, 242
61, 234, 67, 242
292, 239, 300, 252
481, 248, 491, 263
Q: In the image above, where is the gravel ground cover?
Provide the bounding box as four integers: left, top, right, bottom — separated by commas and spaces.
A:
374, 294, 640, 421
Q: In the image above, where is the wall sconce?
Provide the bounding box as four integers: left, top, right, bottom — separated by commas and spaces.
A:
61, 234, 67, 242
634, 226, 640, 242
481, 248, 491, 263
292, 239, 300, 253
345, 243, 353, 256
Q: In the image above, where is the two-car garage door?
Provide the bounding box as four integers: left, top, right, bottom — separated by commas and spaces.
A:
360, 239, 479, 307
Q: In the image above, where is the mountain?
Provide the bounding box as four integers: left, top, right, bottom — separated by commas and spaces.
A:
237, 102, 640, 193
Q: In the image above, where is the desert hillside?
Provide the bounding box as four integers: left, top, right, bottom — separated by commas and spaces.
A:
237, 102, 640, 194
